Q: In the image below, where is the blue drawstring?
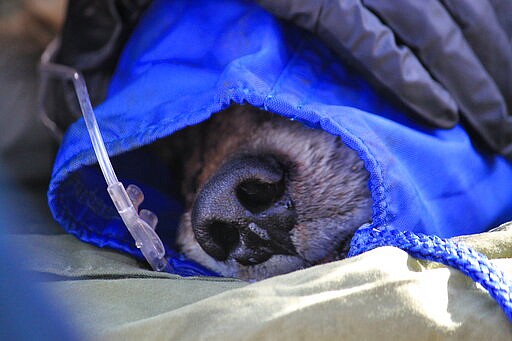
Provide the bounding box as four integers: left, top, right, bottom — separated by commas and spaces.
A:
349, 227, 512, 322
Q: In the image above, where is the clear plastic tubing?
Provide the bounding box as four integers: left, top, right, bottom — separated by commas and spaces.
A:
40, 61, 172, 273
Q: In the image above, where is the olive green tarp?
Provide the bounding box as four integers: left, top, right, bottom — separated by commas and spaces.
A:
4, 223, 512, 340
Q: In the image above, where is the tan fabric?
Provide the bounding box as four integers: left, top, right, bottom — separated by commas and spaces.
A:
6, 227, 512, 340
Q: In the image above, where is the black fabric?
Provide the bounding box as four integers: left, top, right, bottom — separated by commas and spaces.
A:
43, 0, 151, 134
255, 0, 512, 158
489, 0, 512, 40
441, 0, 512, 112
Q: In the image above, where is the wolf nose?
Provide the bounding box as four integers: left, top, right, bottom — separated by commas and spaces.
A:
191, 155, 297, 264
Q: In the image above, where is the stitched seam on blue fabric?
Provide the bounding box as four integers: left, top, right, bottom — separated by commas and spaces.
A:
51, 91, 265, 180
264, 36, 308, 104
326, 117, 390, 228
51, 32, 309, 181
295, 42, 326, 111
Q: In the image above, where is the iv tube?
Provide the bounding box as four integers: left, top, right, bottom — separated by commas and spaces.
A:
40, 42, 172, 272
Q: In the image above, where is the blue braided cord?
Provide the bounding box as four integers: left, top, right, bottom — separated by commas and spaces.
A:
348, 227, 512, 322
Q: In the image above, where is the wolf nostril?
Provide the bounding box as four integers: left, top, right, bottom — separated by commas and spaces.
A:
208, 221, 239, 260
236, 179, 285, 214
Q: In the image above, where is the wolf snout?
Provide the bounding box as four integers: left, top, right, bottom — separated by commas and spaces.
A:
191, 155, 297, 265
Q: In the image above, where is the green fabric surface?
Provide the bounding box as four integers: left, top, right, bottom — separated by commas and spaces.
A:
3, 228, 512, 340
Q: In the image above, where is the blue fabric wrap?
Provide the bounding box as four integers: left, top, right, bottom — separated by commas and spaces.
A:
48, 0, 512, 277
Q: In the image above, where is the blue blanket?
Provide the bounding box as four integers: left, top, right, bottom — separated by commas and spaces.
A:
48, 0, 512, 276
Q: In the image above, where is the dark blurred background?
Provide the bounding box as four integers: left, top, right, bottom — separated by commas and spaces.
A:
0, 0, 65, 235
0, 1, 80, 339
